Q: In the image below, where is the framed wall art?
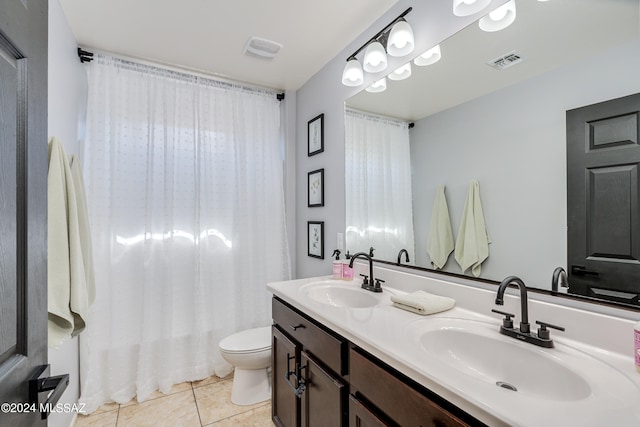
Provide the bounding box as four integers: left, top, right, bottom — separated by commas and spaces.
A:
307, 221, 324, 259
307, 168, 324, 207
308, 113, 324, 156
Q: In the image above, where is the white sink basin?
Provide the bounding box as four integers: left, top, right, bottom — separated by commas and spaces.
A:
420, 326, 590, 401
408, 318, 639, 404
300, 280, 394, 308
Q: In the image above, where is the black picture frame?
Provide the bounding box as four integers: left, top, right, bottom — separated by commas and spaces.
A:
307, 168, 325, 207
307, 113, 324, 156
307, 221, 324, 259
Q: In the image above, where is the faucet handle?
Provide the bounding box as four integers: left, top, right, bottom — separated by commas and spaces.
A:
359, 274, 369, 287
373, 278, 385, 292
491, 309, 515, 329
535, 320, 565, 339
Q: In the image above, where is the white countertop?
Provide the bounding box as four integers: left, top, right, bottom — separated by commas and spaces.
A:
267, 265, 640, 427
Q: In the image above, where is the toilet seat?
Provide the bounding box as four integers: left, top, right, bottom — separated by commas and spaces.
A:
219, 326, 271, 354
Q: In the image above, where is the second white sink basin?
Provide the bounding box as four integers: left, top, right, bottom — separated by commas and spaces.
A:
420, 326, 590, 401
408, 318, 639, 404
300, 280, 393, 308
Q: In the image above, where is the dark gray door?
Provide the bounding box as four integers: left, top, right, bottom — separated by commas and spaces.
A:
0, 0, 49, 425
567, 93, 640, 306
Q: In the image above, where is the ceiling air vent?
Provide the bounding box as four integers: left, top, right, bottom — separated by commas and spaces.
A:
243, 37, 283, 61
487, 51, 525, 70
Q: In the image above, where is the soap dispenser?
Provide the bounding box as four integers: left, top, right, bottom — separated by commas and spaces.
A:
342, 250, 354, 281
331, 249, 343, 280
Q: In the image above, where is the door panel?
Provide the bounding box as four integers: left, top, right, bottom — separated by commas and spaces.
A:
300, 351, 345, 427
567, 93, 640, 305
348, 395, 389, 427
272, 326, 299, 427
0, 0, 49, 425
0, 38, 20, 365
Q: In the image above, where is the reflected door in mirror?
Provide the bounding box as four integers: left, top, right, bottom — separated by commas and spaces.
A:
567, 92, 640, 306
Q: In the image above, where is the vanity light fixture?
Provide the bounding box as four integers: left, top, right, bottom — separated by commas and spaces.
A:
414, 44, 442, 66
341, 7, 413, 87
386, 20, 415, 57
388, 63, 412, 81
453, 0, 492, 17
363, 41, 388, 73
342, 58, 364, 87
365, 78, 387, 93
479, 0, 516, 32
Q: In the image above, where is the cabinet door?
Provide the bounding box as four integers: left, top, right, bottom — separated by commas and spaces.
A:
273, 326, 300, 427
300, 351, 346, 427
348, 395, 389, 427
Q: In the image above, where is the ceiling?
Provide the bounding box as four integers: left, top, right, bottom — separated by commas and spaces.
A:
347, 0, 640, 121
58, 0, 399, 91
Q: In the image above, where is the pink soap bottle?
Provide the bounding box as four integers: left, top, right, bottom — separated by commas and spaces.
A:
331, 249, 343, 280
342, 251, 354, 281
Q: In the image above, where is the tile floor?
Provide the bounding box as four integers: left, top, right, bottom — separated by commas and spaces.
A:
75, 374, 274, 427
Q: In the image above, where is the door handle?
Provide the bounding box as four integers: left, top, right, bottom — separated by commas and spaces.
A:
28, 365, 70, 420
284, 353, 306, 398
571, 265, 599, 277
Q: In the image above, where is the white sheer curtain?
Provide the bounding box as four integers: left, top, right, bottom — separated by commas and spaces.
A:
79, 56, 291, 412
345, 109, 415, 261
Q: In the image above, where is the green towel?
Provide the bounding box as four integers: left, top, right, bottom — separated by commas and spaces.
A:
427, 185, 454, 269
48, 137, 91, 349
454, 180, 490, 277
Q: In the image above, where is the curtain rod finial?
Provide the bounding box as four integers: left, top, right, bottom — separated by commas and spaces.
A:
78, 47, 94, 63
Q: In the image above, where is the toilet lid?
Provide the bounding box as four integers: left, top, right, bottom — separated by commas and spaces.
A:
219, 326, 271, 354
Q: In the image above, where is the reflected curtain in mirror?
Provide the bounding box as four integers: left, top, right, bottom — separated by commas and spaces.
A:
345, 109, 414, 261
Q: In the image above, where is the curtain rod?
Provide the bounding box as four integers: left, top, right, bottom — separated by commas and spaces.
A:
76, 46, 285, 101
346, 106, 413, 128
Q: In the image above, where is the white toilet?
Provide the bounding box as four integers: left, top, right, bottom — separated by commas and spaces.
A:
219, 326, 272, 405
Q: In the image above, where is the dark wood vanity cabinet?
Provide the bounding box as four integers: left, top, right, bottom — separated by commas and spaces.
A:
271, 297, 483, 427
349, 347, 481, 427
272, 298, 347, 427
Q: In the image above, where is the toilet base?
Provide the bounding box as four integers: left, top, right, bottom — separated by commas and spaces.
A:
230, 367, 271, 406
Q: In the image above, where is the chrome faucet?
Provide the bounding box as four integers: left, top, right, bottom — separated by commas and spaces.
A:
349, 252, 383, 292
493, 275, 565, 348
397, 249, 410, 265
551, 267, 569, 293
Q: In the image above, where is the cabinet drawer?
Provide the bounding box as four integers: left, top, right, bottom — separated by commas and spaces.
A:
273, 298, 347, 375
350, 348, 475, 427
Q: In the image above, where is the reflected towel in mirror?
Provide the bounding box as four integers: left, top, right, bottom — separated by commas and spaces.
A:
427, 185, 454, 269
454, 180, 490, 277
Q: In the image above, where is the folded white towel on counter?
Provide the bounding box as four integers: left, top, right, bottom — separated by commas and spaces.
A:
390, 291, 455, 315
454, 180, 490, 277
427, 185, 454, 269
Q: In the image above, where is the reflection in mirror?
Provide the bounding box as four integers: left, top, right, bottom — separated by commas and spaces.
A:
345, 110, 414, 262
344, 0, 640, 307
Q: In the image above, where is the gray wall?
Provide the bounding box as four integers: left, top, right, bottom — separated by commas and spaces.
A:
411, 38, 640, 289
47, 0, 89, 426
294, 0, 508, 278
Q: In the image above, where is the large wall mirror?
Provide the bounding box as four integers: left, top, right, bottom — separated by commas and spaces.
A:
345, 0, 640, 308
